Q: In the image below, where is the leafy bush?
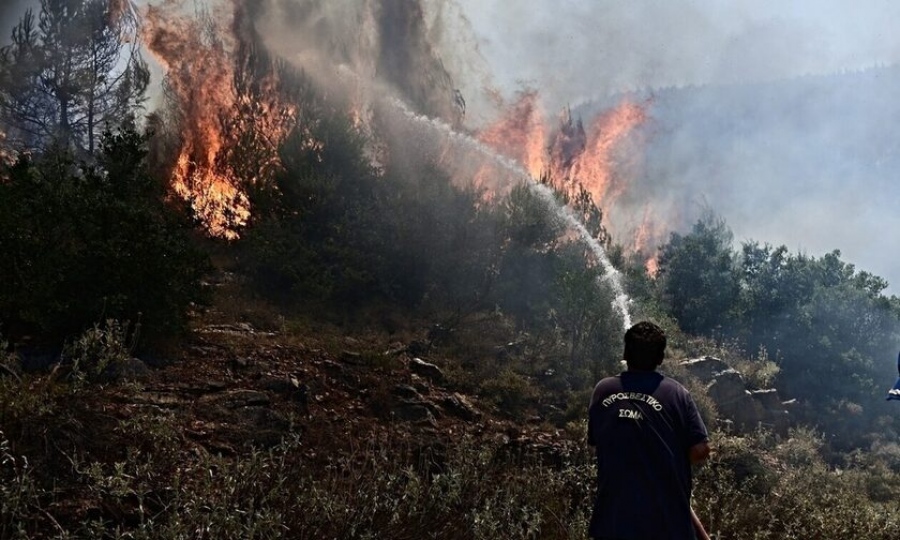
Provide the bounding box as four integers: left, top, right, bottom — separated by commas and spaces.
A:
0, 127, 210, 347
695, 430, 900, 539
656, 215, 900, 448
480, 368, 539, 417
63, 319, 132, 384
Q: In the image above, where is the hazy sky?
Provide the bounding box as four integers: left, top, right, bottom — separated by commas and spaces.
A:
453, 0, 900, 105
446, 0, 900, 292
0, 0, 33, 39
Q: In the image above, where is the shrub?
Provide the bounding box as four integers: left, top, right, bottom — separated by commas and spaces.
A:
0, 127, 210, 348
694, 430, 900, 540
63, 319, 132, 384
0, 430, 39, 539
480, 369, 539, 417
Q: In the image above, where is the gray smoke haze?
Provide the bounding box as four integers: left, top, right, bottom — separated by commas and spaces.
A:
5, 0, 899, 292
445, 0, 900, 292
454, 0, 900, 108
252, 0, 463, 125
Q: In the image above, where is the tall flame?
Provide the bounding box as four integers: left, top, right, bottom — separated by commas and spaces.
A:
476, 93, 655, 263
478, 95, 648, 219
142, 0, 295, 238
559, 100, 647, 208
138, 0, 652, 254
632, 204, 667, 276
476, 90, 546, 179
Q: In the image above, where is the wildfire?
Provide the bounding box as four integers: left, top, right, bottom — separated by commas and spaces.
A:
142, 0, 296, 238
632, 204, 667, 276
557, 100, 647, 208
137, 0, 654, 256
477, 94, 647, 208
477, 93, 655, 263
476, 90, 546, 179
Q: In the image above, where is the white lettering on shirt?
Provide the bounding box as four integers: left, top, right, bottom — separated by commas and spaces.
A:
601, 392, 664, 412
618, 408, 643, 420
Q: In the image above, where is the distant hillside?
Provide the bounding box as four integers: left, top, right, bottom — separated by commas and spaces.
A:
578, 65, 900, 290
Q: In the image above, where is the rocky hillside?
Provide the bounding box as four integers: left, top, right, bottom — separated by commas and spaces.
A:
6, 293, 900, 539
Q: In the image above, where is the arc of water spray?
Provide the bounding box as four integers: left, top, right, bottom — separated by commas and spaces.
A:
387, 98, 634, 330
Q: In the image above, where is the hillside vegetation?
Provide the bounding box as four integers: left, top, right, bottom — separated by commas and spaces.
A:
2, 3, 900, 538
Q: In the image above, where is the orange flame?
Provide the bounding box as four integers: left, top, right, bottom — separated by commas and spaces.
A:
560, 100, 647, 207
477, 94, 647, 209
478, 93, 656, 259
142, 0, 296, 238
476, 90, 546, 179
632, 204, 667, 276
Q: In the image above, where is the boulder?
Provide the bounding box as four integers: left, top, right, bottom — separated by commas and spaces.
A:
392, 384, 421, 400
409, 358, 445, 384
340, 350, 364, 365
440, 393, 481, 422
680, 357, 730, 382
391, 403, 435, 423
750, 388, 783, 410
706, 369, 749, 405
683, 358, 792, 434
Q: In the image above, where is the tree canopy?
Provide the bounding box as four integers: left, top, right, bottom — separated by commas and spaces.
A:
0, 0, 149, 155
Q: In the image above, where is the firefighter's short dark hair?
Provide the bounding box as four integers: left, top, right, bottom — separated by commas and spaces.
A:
623, 321, 666, 370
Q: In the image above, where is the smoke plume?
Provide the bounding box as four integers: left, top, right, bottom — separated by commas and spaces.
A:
449, 0, 900, 291
6, 0, 896, 289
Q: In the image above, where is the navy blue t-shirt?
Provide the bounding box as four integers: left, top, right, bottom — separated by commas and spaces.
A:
588, 371, 708, 540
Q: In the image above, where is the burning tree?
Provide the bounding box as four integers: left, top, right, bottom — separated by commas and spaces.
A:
142, 0, 300, 238
0, 0, 149, 155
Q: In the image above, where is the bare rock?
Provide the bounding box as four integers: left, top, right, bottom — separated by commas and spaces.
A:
410, 358, 445, 384
392, 384, 421, 400
683, 358, 791, 434
440, 393, 481, 422
680, 357, 730, 382
200, 389, 270, 409
751, 388, 783, 410
340, 350, 365, 365
706, 369, 749, 405
391, 403, 435, 423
